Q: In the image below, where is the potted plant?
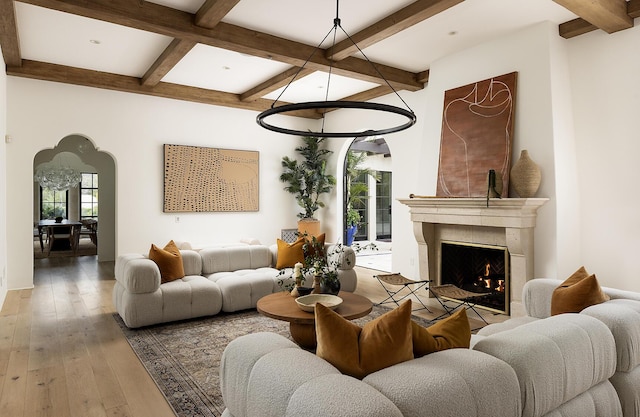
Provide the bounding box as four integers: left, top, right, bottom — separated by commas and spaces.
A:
344, 150, 379, 245
280, 136, 336, 235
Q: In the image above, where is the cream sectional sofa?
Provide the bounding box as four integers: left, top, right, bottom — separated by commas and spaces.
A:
220, 312, 624, 417
113, 242, 357, 328
477, 278, 640, 417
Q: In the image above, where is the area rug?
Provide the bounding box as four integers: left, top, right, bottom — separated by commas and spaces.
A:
114, 305, 435, 417
33, 237, 97, 259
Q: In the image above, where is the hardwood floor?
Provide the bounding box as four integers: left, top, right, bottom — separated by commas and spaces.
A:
0, 255, 505, 417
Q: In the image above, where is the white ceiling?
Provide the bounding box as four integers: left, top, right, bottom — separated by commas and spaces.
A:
11, 0, 581, 105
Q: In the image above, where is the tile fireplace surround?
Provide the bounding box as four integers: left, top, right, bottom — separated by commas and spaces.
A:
398, 197, 548, 316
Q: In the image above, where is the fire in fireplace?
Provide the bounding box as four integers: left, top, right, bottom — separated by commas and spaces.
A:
440, 241, 510, 314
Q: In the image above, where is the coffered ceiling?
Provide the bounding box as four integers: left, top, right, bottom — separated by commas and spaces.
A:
1, 0, 637, 120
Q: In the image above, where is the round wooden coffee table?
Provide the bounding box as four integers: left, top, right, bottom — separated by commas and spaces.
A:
257, 291, 373, 349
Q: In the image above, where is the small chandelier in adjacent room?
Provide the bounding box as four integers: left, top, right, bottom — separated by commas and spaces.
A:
256, 0, 417, 138
34, 153, 82, 191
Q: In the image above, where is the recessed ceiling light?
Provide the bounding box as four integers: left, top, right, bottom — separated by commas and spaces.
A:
222, 66, 231, 70
448, 31, 458, 36
89, 39, 101, 44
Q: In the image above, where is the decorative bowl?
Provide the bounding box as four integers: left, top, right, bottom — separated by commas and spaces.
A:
295, 294, 343, 313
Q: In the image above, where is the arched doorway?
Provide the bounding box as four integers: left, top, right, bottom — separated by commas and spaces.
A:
33, 135, 116, 262
343, 137, 392, 244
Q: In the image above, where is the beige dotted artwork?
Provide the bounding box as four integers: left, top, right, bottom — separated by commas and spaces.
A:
164, 144, 259, 212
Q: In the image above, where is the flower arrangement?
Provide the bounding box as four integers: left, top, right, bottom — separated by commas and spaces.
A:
277, 232, 376, 294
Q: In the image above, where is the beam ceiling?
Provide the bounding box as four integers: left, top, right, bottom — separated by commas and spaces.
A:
1, 0, 638, 117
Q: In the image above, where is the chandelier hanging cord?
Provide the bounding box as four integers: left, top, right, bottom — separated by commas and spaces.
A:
257, 0, 417, 137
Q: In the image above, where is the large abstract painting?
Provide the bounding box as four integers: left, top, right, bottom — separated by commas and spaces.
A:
436, 72, 517, 197
163, 144, 259, 212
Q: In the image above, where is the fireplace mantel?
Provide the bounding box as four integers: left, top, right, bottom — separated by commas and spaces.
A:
398, 197, 548, 316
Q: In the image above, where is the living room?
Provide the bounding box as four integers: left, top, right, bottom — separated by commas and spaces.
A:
2, 16, 639, 307
1, 1, 640, 416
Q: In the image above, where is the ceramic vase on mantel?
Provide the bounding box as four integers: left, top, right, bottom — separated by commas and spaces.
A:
510, 150, 541, 198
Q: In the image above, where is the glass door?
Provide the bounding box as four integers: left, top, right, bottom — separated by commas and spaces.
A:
376, 171, 392, 240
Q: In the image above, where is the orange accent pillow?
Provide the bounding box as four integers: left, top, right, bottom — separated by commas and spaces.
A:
315, 300, 414, 379
149, 240, 185, 283
276, 237, 306, 269
411, 308, 471, 358
550, 266, 610, 315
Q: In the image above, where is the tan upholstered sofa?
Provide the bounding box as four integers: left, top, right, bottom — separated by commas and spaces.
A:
113, 242, 357, 328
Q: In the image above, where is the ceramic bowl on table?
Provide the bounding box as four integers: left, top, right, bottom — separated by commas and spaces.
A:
295, 294, 343, 312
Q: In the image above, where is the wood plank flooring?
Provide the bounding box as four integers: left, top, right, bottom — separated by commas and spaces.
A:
0, 255, 506, 417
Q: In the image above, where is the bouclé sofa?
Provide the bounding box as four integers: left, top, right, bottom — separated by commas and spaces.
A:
113, 242, 357, 328
477, 278, 640, 417
220, 312, 624, 417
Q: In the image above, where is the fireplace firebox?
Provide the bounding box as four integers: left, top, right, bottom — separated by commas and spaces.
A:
440, 241, 510, 314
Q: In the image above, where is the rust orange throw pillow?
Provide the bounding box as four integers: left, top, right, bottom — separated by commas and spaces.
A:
411, 308, 471, 358
315, 300, 413, 379
149, 240, 185, 283
550, 266, 610, 315
276, 237, 305, 269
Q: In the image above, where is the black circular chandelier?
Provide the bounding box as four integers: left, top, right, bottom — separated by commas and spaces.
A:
256, 0, 417, 138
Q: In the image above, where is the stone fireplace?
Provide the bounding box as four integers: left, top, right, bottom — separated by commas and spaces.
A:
398, 197, 548, 316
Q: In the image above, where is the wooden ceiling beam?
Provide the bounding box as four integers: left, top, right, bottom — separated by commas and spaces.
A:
0, 0, 22, 67
141, 39, 196, 86
559, 0, 640, 38
240, 67, 314, 102
326, 0, 464, 61
7, 60, 323, 119
556, 0, 635, 38
195, 0, 240, 28
241, 0, 453, 106
554, 0, 632, 33
18, 0, 423, 91
141, 0, 239, 87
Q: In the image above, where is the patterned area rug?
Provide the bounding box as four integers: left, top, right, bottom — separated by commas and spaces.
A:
114, 305, 435, 417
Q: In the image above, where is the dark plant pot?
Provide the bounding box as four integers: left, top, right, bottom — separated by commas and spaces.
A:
320, 278, 341, 295
346, 224, 358, 246
296, 286, 314, 297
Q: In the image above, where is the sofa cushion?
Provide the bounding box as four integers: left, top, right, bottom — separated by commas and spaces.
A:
551, 266, 609, 315
315, 300, 413, 379
581, 299, 640, 372
275, 237, 305, 269
473, 314, 617, 417
148, 240, 185, 283
411, 308, 471, 357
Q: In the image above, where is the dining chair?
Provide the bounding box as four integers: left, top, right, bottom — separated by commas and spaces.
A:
46, 224, 81, 255
80, 219, 98, 247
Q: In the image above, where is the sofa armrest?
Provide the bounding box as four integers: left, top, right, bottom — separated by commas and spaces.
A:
115, 254, 161, 294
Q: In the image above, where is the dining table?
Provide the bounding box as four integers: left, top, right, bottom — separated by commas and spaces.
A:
37, 219, 82, 252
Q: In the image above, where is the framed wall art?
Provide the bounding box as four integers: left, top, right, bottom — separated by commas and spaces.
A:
436, 72, 517, 197
163, 144, 259, 212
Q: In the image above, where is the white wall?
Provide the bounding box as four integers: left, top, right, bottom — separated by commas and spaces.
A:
0, 52, 8, 306
567, 24, 640, 291
6, 79, 315, 290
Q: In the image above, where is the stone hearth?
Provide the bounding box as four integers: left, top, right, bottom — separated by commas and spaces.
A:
398, 197, 548, 316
